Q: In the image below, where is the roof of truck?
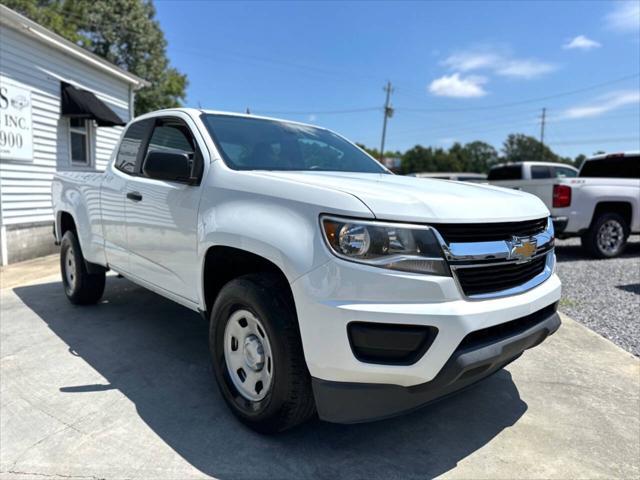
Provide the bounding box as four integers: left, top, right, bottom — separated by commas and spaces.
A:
490, 161, 578, 170
137, 108, 323, 131
588, 152, 640, 161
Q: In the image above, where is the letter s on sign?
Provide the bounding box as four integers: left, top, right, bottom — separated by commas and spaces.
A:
0, 87, 8, 109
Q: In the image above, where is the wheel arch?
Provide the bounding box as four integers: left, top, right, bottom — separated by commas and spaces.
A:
590, 201, 633, 233
56, 210, 77, 242
201, 245, 294, 320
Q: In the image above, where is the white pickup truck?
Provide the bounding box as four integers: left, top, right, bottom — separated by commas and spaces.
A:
52, 108, 561, 433
489, 155, 640, 258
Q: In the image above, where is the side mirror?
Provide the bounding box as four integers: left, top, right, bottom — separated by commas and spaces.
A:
143, 151, 197, 184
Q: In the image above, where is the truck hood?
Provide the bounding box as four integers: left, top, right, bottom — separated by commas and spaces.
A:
254, 171, 550, 223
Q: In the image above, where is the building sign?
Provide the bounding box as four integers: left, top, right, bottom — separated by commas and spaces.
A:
0, 76, 33, 161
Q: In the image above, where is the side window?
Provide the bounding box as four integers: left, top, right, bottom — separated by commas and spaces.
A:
553, 166, 577, 178
69, 118, 92, 166
143, 120, 200, 182
115, 121, 149, 174
146, 124, 195, 164
488, 165, 522, 181
531, 165, 552, 179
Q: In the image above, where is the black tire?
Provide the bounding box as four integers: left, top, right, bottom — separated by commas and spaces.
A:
209, 273, 315, 433
60, 230, 105, 304
581, 212, 629, 259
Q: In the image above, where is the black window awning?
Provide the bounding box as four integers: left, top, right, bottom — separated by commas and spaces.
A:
60, 82, 125, 127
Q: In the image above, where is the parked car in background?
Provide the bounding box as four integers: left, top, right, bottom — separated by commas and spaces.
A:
489, 154, 639, 258
51, 109, 561, 433
410, 172, 487, 183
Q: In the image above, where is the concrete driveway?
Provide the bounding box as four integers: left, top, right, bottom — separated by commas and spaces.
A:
1, 260, 639, 479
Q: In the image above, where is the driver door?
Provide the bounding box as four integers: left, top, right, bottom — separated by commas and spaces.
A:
125, 116, 204, 302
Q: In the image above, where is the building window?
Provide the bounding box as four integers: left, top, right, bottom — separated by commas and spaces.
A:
69, 118, 92, 165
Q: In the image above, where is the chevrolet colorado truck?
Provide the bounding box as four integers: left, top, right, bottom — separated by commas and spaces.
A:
489, 154, 640, 258
52, 109, 561, 433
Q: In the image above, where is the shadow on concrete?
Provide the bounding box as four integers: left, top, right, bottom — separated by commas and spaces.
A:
616, 283, 640, 295
14, 278, 527, 480
555, 240, 640, 263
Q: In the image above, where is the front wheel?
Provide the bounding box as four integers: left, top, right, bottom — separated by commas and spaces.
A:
209, 273, 315, 433
581, 212, 629, 259
60, 230, 105, 304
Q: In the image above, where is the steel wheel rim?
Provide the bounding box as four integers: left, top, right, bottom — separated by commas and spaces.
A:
597, 219, 624, 254
64, 247, 77, 291
223, 309, 273, 402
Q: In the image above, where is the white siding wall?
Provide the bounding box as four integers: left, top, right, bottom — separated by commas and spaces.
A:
0, 23, 132, 226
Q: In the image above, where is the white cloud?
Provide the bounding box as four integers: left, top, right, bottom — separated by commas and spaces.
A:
443, 52, 502, 72
605, 1, 640, 32
495, 59, 556, 78
428, 73, 488, 98
563, 35, 602, 50
562, 90, 640, 119
442, 48, 555, 79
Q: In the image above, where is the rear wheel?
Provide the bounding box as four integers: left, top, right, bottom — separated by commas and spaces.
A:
209, 273, 315, 433
60, 230, 105, 304
581, 212, 629, 258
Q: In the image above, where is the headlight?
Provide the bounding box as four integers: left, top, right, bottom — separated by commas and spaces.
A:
321, 216, 449, 275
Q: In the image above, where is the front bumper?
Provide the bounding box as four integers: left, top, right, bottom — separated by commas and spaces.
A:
291, 251, 562, 422
312, 304, 560, 423
291, 257, 561, 387
552, 216, 569, 236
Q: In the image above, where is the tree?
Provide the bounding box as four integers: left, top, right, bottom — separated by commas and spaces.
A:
2, 0, 84, 41
574, 154, 587, 169
463, 141, 499, 172
502, 134, 573, 165
3, 0, 187, 114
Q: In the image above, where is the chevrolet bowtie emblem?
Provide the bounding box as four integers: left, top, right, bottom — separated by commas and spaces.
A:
509, 236, 537, 261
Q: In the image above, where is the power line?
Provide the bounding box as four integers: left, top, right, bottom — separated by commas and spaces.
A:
253, 107, 380, 116
394, 73, 640, 113
547, 136, 640, 146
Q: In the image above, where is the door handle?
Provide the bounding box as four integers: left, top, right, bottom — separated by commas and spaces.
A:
126, 191, 143, 202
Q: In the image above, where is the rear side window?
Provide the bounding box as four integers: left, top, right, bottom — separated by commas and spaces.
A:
115, 120, 150, 174
580, 156, 640, 179
488, 165, 522, 181
553, 166, 578, 178
531, 166, 552, 179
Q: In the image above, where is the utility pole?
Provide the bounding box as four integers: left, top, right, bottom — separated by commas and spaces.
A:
539, 107, 546, 161
379, 81, 394, 162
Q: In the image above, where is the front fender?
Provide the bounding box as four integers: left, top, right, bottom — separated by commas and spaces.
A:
195, 166, 374, 309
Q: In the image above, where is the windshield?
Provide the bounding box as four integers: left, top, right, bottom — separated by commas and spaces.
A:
202, 114, 387, 173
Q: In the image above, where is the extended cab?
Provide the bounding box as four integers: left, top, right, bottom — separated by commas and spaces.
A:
489, 155, 640, 258
52, 109, 561, 432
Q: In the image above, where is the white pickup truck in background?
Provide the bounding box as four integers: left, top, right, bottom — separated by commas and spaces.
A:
52, 108, 561, 433
489, 154, 640, 258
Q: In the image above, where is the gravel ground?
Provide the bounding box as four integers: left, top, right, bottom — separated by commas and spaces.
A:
555, 235, 640, 357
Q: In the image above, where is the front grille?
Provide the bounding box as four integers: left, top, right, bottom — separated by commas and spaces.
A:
433, 218, 548, 243
455, 254, 547, 296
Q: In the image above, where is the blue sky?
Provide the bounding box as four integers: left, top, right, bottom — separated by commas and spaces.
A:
155, 0, 640, 159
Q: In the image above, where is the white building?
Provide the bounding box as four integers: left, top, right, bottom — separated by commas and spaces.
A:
0, 5, 148, 265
